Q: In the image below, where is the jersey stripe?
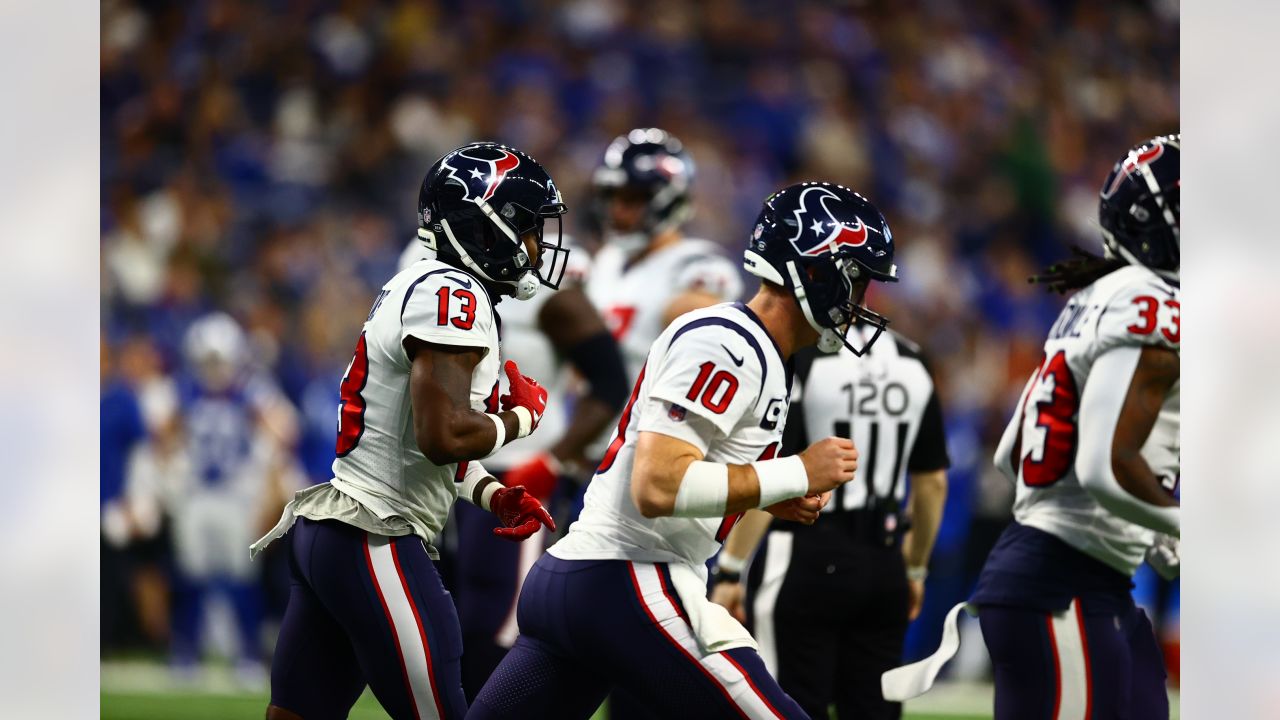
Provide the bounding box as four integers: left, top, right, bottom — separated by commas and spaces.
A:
596, 362, 647, 474
668, 316, 770, 402
401, 268, 464, 322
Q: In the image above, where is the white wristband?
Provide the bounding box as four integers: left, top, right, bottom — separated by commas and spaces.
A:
752, 456, 809, 507
457, 460, 499, 510
672, 461, 729, 517
716, 551, 747, 574
906, 565, 929, 582
485, 413, 506, 457
510, 406, 534, 439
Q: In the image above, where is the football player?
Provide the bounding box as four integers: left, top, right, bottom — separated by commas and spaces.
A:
252, 143, 564, 720
470, 182, 899, 719
584, 129, 743, 449
395, 231, 629, 700
711, 319, 950, 720
158, 312, 300, 682
968, 135, 1181, 719
585, 127, 746, 720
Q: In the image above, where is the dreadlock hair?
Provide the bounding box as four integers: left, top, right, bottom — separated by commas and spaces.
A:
1029, 245, 1127, 295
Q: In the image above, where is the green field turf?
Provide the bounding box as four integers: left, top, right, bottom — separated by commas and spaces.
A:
100, 690, 984, 720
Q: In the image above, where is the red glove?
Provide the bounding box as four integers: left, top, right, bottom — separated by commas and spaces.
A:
489, 485, 556, 541
500, 360, 548, 438
503, 452, 561, 502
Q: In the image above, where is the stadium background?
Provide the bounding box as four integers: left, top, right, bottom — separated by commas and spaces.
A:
99, 0, 1180, 717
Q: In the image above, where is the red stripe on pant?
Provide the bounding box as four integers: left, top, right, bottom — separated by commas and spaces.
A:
1072, 599, 1093, 720
626, 562, 747, 719
364, 538, 422, 720
390, 540, 446, 719
719, 651, 786, 720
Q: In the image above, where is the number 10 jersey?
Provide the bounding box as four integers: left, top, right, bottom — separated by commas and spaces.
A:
550, 302, 791, 568
997, 264, 1180, 575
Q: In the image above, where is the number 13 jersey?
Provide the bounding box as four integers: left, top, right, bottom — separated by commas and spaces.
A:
998, 264, 1180, 574
550, 302, 791, 568
330, 257, 501, 543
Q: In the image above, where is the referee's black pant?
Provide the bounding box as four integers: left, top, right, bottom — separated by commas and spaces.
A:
744, 520, 910, 720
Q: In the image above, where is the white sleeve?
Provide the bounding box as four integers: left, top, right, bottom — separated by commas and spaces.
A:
634, 397, 718, 455
641, 325, 762, 438
1075, 346, 1180, 536
400, 273, 495, 355
993, 371, 1038, 483
673, 254, 743, 302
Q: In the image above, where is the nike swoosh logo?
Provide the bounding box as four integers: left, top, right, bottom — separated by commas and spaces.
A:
445, 275, 473, 289
721, 344, 744, 367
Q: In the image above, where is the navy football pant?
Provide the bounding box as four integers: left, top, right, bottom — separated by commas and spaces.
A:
270, 518, 466, 719
451, 473, 588, 701
469, 555, 809, 719
451, 500, 545, 701
978, 597, 1168, 720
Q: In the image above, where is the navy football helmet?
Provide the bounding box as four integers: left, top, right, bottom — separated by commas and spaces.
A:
591, 128, 694, 255
417, 142, 569, 300
1099, 134, 1179, 281
743, 183, 898, 356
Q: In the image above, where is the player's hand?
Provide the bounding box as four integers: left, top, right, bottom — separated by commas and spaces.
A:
1145, 533, 1180, 580
489, 485, 556, 541
764, 491, 830, 524
500, 360, 548, 438
798, 437, 858, 495
503, 451, 561, 501
710, 580, 746, 623
906, 579, 925, 621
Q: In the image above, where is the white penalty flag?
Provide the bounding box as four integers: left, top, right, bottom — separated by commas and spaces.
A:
881, 601, 977, 702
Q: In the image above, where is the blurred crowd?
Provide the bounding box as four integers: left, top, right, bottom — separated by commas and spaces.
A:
100, 0, 1179, 679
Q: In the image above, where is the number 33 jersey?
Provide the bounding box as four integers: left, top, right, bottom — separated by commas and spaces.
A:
998, 264, 1180, 574
330, 257, 501, 543
550, 302, 790, 568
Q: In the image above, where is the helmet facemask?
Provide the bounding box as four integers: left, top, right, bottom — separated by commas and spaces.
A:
434, 197, 568, 300
785, 253, 889, 356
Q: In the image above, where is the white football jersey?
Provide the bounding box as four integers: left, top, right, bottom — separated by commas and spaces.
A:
397, 239, 592, 471
999, 264, 1180, 574
329, 257, 501, 542
550, 302, 791, 567
585, 239, 743, 457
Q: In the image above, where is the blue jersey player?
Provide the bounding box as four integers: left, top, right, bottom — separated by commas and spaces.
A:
168, 312, 299, 679
470, 183, 900, 719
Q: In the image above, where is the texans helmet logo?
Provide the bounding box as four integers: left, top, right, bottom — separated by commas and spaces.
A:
1103, 143, 1165, 199
441, 147, 522, 203
789, 186, 870, 257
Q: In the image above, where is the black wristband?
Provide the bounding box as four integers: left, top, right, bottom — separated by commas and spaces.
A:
711, 566, 741, 585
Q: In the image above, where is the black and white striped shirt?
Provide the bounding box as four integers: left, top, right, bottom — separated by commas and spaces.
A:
781, 325, 949, 514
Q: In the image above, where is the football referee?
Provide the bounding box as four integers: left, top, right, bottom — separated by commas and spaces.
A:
711, 323, 950, 719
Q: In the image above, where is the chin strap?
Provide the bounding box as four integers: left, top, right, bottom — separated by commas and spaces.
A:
1103, 233, 1180, 283
438, 218, 539, 300
786, 260, 845, 353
